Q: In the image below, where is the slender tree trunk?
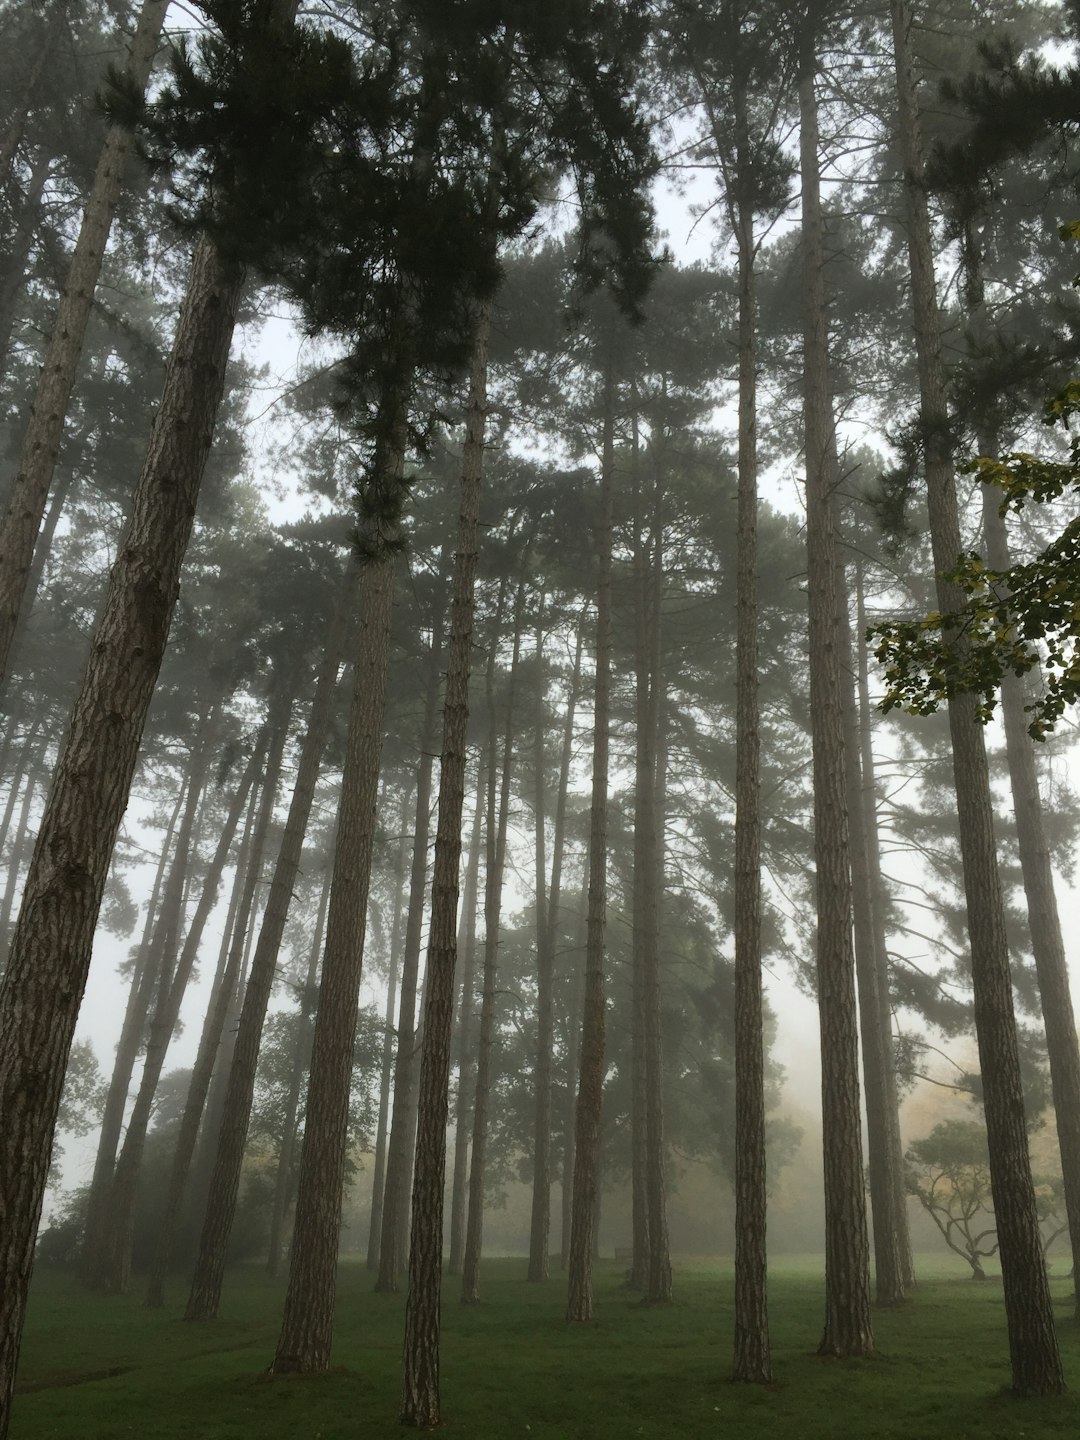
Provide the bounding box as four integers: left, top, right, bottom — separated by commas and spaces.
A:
854, 563, 914, 1290
0, 3, 66, 185
890, 0, 1062, 1394
183, 576, 356, 1319
0, 150, 260, 1423
731, 179, 770, 1381
642, 471, 670, 1305
560, 949, 584, 1272
567, 361, 615, 1323
81, 778, 187, 1276
629, 411, 650, 1291
447, 750, 487, 1276
141, 736, 274, 1305
837, 558, 905, 1307
0, 733, 45, 950
401, 292, 491, 1429
271, 452, 404, 1374
461, 576, 524, 1305
266, 859, 333, 1280
375, 634, 444, 1293
0, 0, 170, 690
798, 40, 873, 1359
527, 606, 552, 1283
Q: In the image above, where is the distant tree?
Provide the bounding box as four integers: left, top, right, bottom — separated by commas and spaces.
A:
906, 1119, 999, 1280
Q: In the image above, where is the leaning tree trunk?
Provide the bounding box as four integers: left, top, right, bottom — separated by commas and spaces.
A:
0, 148, 53, 373
271, 414, 406, 1375
365, 789, 411, 1273
799, 39, 873, 1359
731, 174, 771, 1382
0, 219, 249, 1436
890, 0, 1062, 1394
566, 360, 615, 1324
401, 293, 491, 1429
447, 750, 487, 1276
184, 571, 357, 1320
0, 2, 66, 185
0, 0, 169, 690
142, 732, 280, 1307
80, 777, 187, 1278
461, 575, 524, 1305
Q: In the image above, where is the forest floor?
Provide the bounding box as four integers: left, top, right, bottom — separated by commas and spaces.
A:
11, 1255, 1080, 1438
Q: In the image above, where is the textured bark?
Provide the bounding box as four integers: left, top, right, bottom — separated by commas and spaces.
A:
566, 364, 614, 1323
731, 180, 770, 1382
80, 779, 186, 1277
447, 751, 486, 1276
375, 641, 442, 1293
0, 0, 169, 690
271, 539, 399, 1373
0, 219, 246, 1434
799, 44, 873, 1359
401, 294, 490, 1429
184, 576, 355, 1319
560, 953, 583, 1272
461, 576, 523, 1305
267, 860, 333, 1280
527, 606, 552, 1283
365, 790, 411, 1273
837, 562, 905, 1307
890, 0, 1063, 1394
141, 736, 274, 1306
0, 732, 45, 950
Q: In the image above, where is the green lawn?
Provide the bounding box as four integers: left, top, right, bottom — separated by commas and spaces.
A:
11, 1256, 1080, 1438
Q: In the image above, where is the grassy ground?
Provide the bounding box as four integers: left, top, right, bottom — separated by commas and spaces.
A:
11, 1256, 1080, 1438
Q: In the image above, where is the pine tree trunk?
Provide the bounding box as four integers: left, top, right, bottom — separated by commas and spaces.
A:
0, 2, 66, 184
271, 483, 402, 1374
183, 574, 356, 1320
447, 751, 487, 1276
527, 605, 552, 1283
731, 179, 770, 1381
798, 42, 873, 1359
0, 213, 248, 1433
643, 473, 670, 1305
141, 736, 273, 1305
560, 952, 583, 1273
267, 860, 333, 1280
375, 642, 443, 1293
0, 732, 46, 951
461, 576, 524, 1305
629, 412, 650, 1291
401, 294, 491, 1429
854, 563, 914, 1290
0, 0, 169, 689
837, 558, 905, 1307
566, 363, 615, 1323
365, 790, 411, 1274
890, 0, 1062, 1394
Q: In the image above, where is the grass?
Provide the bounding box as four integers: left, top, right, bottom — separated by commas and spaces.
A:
11, 1255, 1080, 1438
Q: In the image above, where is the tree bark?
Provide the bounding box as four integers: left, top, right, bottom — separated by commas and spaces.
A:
461, 574, 524, 1304
0, 213, 248, 1434
401, 294, 491, 1429
527, 605, 552, 1283
447, 749, 487, 1276
566, 361, 615, 1323
890, 0, 1063, 1394
271, 467, 403, 1374
183, 572, 356, 1319
629, 408, 650, 1291
0, 0, 169, 690
798, 39, 873, 1359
